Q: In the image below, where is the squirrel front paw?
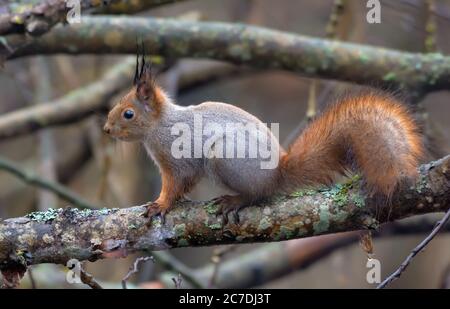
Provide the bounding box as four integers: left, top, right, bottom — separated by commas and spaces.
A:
143, 201, 169, 224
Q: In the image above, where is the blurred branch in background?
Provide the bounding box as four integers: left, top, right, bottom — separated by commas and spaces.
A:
79, 263, 103, 289
378, 206, 450, 288
31, 56, 57, 210
8, 16, 450, 97
440, 264, 450, 289
0, 0, 186, 37
0, 57, 239, 141
0, 156, 98, 209
208, 245, 236, 288
425, 0, 438, 53
99, 0, 188, 15
121, 256, 154, 289
0, 57, 135, 140
151, 251, 204, 288
1, 155, 449, 280
154, 216, 450, 288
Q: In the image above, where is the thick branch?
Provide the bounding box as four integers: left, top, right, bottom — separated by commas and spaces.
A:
99, 0, 187, 14
0, 155, 449, 270
8, 17, 450, 94
0, 0, 183, 36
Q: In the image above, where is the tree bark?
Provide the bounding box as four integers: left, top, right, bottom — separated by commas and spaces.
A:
1, 155, 449, 271
0, 0, 184, 36
7, 17, 450, 95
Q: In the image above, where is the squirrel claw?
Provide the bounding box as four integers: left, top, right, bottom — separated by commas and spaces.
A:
143, 202, 167, 225
213, 195, 247, 225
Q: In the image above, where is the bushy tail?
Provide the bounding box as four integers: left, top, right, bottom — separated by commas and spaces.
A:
280, 91, 424, 197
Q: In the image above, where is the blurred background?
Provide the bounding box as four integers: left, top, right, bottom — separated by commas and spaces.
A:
1, 0, 450, 288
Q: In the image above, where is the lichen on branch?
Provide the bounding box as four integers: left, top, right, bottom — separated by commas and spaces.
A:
1, 155, 449, 272
8, 16, 450, 94
0, 0, 184, 36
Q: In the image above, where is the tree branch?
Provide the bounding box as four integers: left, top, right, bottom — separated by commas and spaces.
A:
185, 217, 450, 288
377, 206, 450, 289
7, 16, 450, 94
0, 155, 449, 272
0, 58, 236, 141
0, 156, 98, 210
0, 57, 135, 140
0, 0, 184, 36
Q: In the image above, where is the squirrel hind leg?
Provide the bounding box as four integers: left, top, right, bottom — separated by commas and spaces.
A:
212, 194, 254, 225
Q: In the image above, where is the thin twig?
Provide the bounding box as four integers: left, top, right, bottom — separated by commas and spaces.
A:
208, 245, 237, 288
377, 207, 450, 289
439, 263, 450, 289
425, 0, 438, 53
359, 231, 374, 259
80, 266, 103, 289
325, 0, 345, 39
27, 268, 37, 289
151, 251, 204, 289
122, 256, 154, 289
172, 273, 183, 289
0, 156, 98, 209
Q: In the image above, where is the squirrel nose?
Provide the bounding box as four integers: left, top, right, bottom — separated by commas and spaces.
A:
103, 124, 111, 134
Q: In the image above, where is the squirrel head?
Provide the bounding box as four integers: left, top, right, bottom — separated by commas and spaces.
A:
104, 55, 165, 141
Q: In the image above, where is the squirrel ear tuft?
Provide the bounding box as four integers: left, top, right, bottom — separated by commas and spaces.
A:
134, 43, 156, 102
136, 63, 155, 102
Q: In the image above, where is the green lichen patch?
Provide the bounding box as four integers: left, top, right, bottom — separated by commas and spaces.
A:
321, 175, 362, 207
208, 223, 222, 230
75, 207, 119, 218
382, 72, 397, 82
203, 219, 222, 231
174, 223, 186, 237
323, 184, 348, 207
313, 204, 330, 234
279, 226, 296, 239
359, 53, 370, 64
26, 208, 62, 222
414, 173, 428, 194
290, 189, 317, 198
351, 193, 365, 208
257, 217, 272, 231
26, 207, 120, 223
204, 202, 219, 215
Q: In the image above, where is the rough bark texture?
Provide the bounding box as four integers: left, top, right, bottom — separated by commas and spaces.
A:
0, 155, 449, 271
8, 17, 450, 95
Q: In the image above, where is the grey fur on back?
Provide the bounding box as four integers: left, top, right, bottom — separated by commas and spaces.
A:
143, 99, 283, 200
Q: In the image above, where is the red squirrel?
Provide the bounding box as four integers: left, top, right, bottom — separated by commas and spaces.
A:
103, 55, 423, 222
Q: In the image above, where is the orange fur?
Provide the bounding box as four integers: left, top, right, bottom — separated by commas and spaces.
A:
280, 91, 424, 197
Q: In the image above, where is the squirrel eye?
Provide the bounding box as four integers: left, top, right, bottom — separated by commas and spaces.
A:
123, 109, 134, 120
